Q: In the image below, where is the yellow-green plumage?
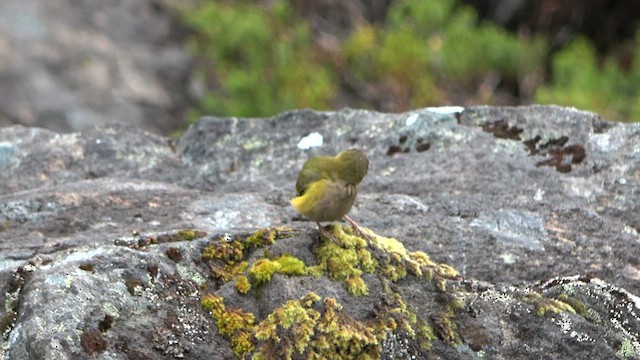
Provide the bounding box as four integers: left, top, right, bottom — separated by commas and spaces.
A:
291, 149, 369, 223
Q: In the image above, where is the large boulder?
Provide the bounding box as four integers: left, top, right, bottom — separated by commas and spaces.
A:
1, 105, 639, 359
0, 0, 192, 135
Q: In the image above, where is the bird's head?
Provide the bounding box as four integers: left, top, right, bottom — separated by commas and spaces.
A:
335, 149, 369, 184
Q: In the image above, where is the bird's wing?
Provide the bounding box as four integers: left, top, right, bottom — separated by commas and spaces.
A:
295, 157, 329, 196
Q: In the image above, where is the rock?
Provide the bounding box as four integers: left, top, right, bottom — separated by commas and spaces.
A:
0, 0, 192, 135
1, 105, 639, 359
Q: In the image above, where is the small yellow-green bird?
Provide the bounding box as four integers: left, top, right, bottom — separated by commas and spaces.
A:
291, 148, 370, 240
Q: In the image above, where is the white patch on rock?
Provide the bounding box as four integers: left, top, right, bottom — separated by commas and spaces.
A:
297, 132, 323, 149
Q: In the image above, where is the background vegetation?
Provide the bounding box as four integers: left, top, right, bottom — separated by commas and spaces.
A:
180, 0, 640, 122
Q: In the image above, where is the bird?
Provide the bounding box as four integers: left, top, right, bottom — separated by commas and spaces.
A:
291, 148, 370, 242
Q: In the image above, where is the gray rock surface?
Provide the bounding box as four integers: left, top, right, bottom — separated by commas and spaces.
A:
0, 0, 192, 135
1, 105, 639, 359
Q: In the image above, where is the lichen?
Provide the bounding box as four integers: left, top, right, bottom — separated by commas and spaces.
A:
616, 337, 638, 359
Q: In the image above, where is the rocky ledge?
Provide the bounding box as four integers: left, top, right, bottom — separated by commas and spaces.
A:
1, 105, 639, 359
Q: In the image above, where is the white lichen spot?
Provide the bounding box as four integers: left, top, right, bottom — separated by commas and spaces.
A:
553, 312, 572, 334
405, 113, 419, 127
102, 303, 120, 318
297, 132, 323, 149
623, 225, 639, 236
499, 252, 517, 265
176, 264, 206, 287
382, 166, 396, 176
242, 138, 268, 151
616, 337, 638, 359
425, 106, 464, 114
479, 289, 513, 305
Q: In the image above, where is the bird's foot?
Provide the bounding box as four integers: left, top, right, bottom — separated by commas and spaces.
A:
343, 215, 373, 242
317, 223, 340, 244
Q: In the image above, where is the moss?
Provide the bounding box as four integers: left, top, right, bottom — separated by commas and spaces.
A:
201, 290, 438, 359
244, 228, 277, 248
199, 226, 466, 358
527, 293, 577, 317
275, 254, 307, 276
201, 235, 249, 283
249, 258, 280, 285
201, 227, 299, 284
176, 229, 206, 241
254, 292, 381, 359
557, 293, 591, 319
244, 227, 294, 248
345, 275, 369, 297
314, 225, 377, 295
417, 319, 437, 349
235, 275, 251, 294
432, 307, 462, 345
378, 292, 439, 351
202, 294, 256, 357
248, 254, 308, 286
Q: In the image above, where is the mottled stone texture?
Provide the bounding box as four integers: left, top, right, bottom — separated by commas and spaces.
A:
1, 106, 639, 359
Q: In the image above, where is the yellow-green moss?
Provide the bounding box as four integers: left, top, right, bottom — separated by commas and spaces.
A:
249, 258, 280, 284
201, 294, 256, 357
245, 227, 294, 248
432, 308, 461, 345
199, 226, 466, 358
377, 292, 438, 351
417, 319, 437, 350
275, 254, 307, 276
202, 290, 436, 359
235, 275, 251, 294
248, 254, 307, 286
314, 225, 377, 295
201, 228, 296, 283
176, 229, 206, 241
557, 293, 592, 320
201, 237, 246, 282
254, 292, 381, 360
527, 293, 577, 317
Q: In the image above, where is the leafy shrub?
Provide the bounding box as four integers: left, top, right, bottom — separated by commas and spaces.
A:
180, 0, 638, 123
536, 35, 640, 122
182, 0, 336, 118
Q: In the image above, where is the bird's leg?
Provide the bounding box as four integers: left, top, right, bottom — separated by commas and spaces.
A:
316, 222, 340, 244
343, 215, 373, 241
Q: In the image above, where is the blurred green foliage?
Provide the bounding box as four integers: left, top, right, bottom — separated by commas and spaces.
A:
181, 0, 639, 122
182, 0, 336, 118
535, 35, 640, 122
